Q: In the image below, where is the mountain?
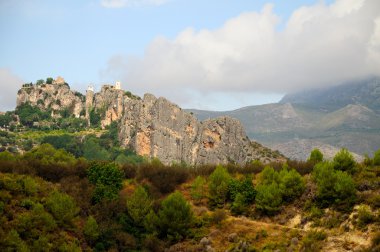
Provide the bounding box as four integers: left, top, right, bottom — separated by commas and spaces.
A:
15, 77, 284, 165
188, 77, 380, 159
280, 76, 380, 113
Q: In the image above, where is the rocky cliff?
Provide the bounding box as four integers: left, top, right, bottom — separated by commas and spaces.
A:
16, 78, 284, 165
17, 78, 85, 118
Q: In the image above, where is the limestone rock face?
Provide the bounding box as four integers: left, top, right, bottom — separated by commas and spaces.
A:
90, 85, 125, 128
119, 93, 284, 165
17, 82, 84, 117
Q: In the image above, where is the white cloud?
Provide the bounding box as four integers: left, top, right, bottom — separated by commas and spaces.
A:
100, 0, 170, 8
0, 68, 23, 111
102, 0, 380, 110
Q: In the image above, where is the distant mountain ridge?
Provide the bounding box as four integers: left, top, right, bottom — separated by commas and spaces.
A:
280, 76, 380, 113
188, 77, 380, 160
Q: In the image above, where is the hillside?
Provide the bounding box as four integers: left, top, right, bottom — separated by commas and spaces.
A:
188, 78, 380, 160
0, 144, 379, 251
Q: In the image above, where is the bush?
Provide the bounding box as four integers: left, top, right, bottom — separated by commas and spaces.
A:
137, 163, 189, 195
126, 186, 152, 225
231, 193, 248, 215
373, 149, 380, 166
279, 168, 305, 202
258, 166, 280, 185
84, 216, 100, 244
210, 209, 227, 225
301, 230, 327, 252
308, 148, 323, 163
255, 182, 282, 215
45, 190, 79, 225
87, 162, 123, 203
156, 191, 193, 242
313, 162, 356, 208
208, 165, 231, 208
190, 176, 207, 203
356, 205, 375, 229
228, 175, 256, 204
333, 148, 356, 173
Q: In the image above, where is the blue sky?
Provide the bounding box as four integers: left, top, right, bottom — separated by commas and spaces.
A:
1, 0, 379, 111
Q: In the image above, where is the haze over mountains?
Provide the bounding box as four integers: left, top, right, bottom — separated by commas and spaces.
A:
188, 77, 380, 160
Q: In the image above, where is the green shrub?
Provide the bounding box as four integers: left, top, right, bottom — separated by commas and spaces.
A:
373, 149, 380, 166
190, 176, 207, 203
255, 182, 282, 215
279, 168, 305, 202
313, 162, 356, 208
87, 162, 123, 203
231, 193, 248, 215
308, 148, 323, 163
208, 165, 231, 208
301, 230, 327, 252
45, 190, 79, 225
84, 216, 100, 244
333, 148, 356, 173
258, 166, 280, 185
228, 175, 256, 204
126, 186, 152, 225
156, 191, 193, 242
356, 205, 375, 229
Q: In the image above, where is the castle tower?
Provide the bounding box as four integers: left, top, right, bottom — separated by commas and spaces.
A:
115, 81, 121, 90
85, 85, 95, 125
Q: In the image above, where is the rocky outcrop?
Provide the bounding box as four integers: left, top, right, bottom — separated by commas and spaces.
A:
16, 78, 285, 165
119, 93, 284, 165
17, 79, 84, 118
86, 85, 126, 128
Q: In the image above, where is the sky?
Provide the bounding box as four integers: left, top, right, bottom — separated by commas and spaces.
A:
0, 0, 379, 111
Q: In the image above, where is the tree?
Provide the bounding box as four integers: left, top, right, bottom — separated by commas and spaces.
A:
279, 168, 305, 202
89, 108, 101, 127
156, 191, 193, 242
45, 190, 79, 225
231, 193, 248, 215
333, 170, 356, 207
373, 149, 380, 166
46, 77, 53, 84
23, 143, 77, 167
313, 161, 356, 208
308, 149, 323, 163
208, 165, 231, 208
255, 182, 282, 215
15, 103, 51, 127
83, 137, 110, 161
84, 216, 100, 245
258, 166, 280, 185
190, 176, 207, 203
228, 175, 256, 204
3, 229, 29, 252
333, 148, 356, 173
36, 79, 44, 85
87, 162, 123, 203
0, 112, 13, 127
126, 186, 152, 224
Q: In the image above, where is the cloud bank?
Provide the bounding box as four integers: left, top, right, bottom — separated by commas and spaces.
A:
102, 0, 380, 110
100, 0, 170, 8
0, 69, 23, 112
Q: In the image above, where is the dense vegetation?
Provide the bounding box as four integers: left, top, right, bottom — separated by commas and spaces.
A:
0, 136, 379, 251
0, 98, 379, 251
